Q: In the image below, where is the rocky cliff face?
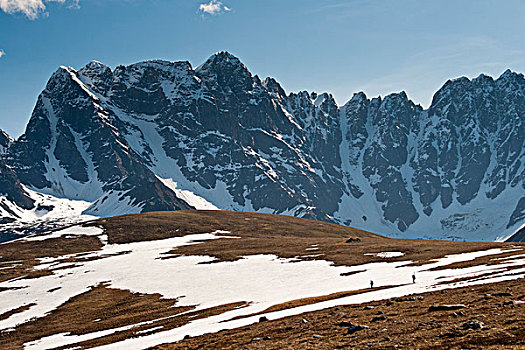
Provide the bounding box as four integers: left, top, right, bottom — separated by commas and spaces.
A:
8, 65, 193, 217
0, 130, 12, 155
2, 53, 524, 241
336, 70, 525, 240
0, 129, 33, 219
0, 160, 34, 215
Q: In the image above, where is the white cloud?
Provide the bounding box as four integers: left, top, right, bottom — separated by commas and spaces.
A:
199, 0, 230, 16
0, 0, 78, 19
0, 50, 5, 58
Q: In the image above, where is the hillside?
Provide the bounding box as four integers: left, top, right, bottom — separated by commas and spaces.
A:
156, 278, 525, 350
0, 211, 523, 349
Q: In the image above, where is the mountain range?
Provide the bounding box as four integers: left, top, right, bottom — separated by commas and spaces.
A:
1, 52, 524, 242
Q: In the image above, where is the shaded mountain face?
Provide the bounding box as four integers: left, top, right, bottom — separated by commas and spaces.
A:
0, 159, 34, 213
8, 66, 193, 217
0, 130, 12, 155
0, 130, 33, 221
3, 53, 525, 241
506, 224, 525, 242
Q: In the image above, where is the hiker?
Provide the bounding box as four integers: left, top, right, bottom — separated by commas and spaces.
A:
412, 273, 416, 283
370, 280, 374, 288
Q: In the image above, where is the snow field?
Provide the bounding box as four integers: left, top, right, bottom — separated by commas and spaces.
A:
0, 226, 521, 349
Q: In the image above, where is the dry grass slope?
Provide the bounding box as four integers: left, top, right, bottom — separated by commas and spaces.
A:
154, 279, 525, 350
0, 210, 523, 349
91, 211, 514, 267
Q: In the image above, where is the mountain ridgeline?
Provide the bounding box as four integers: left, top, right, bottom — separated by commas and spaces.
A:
1, 52, 524, 241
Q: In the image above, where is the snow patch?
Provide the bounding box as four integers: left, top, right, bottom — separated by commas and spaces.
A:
0, 228, 520, 349
365, 252, 405, 258
156, 177, 218, 210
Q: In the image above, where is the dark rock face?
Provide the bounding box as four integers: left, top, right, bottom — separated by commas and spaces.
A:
60, 53, 344, 221
0, 130, 34, 217
428, 304, 467, 312
0, 130, 11, 154
345, 92, 421, 231
338, 71, 525, 240
0, 159, 35, 213
506, 223, 525, 242
458, 320, 484, 330
8, 65, 192, 216
3, 53, 525, 240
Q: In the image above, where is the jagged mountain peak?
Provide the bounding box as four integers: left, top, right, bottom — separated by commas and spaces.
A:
197, 51, 246, 72
313, 91, 332, 102
6, 56, 195, 217
448, 75, 472, 84
77, 61, 114, 95
206, 51, 244, 66
78, 60, 111, 79
341, 92, 368, 118
351, 91, 368, 102
263, 77, 286, 98
111, 59, 197, 93
2, 56, 524, 242
47, 66, 76, 88
498, 68, 523, 81
429, 76, 472, 108
0, 129, 12, 156
496, 69, 525, 91
196, 51, 253, 87
124, 59, 192, 71
290, 90, 333, 104
381, 91, 410, 104
436, 76, 473, 95
0, 129, 12, 145
42, 65, 101, 106
472, 72, 494, 83
80, 60, 110, 72
431, 71, 525, 106
378, 91, 422, 117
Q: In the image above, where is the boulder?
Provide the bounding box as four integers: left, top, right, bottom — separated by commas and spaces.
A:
428, 304, 466, 312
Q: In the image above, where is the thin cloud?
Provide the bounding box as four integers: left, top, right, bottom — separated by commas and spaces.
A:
199, 0, 230, 16
0, 0, 79, 19
355, 36, 525, 108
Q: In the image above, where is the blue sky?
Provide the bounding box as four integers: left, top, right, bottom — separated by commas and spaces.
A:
1, 0, 525, 137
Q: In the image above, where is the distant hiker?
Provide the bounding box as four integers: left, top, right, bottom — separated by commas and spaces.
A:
370, 280, 374, 288
412, 273, 416, 283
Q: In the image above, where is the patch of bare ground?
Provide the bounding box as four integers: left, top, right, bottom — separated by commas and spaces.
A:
0, 284, 249, 350
226, 285, 402, 322
154, 278, 525, 350
427, 248, 525, 271
84, 211, 523, 268
0, 236, 102, 283
0, 304, 36, 322
436, 266, 525, 286
89, 210, 379, 244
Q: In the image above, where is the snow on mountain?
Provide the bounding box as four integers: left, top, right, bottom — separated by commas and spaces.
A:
506, 222, 525, 242
2, 53, 525, 241
0, 185, 96, 240
7, 64, 193, 216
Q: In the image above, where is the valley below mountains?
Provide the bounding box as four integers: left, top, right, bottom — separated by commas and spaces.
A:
1, 51, 525, 241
